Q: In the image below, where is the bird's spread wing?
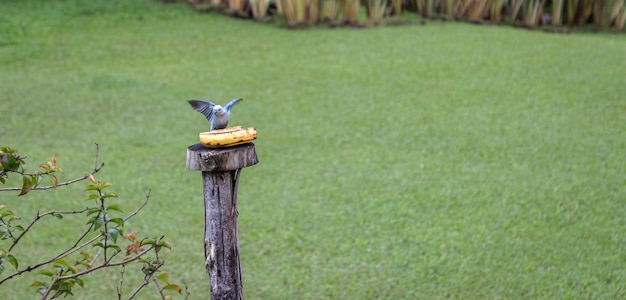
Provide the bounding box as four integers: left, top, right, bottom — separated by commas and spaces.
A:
188, 100, 216, 122
225, 98, 243, 112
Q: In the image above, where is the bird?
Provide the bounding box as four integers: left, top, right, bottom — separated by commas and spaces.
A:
188, 98, 243, 131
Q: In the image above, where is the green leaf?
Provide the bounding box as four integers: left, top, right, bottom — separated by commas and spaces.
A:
140, 238, 156, 246
99, 182, 113, 189
106, 228, 120, 242
157, 273, 170, 283
0, 209, 14, 219
39, 270, 55, 277
53, 259, 70, 268
162, 284, 182, 294
18, 176, 33, 196
75, 277, 84, 288
4, 254, 18, 270
141, 265, 155, 276
32, 175, 42, 186
76, 260, 91, 268
4, 152, 20, 171
31, 281, 48, 288
86, 207, 101, 216
102, 192, 118, 199
93, 218, 104, 230
157, 240, 172, 250
59, 281, 73, 293
79, 251, 92, 260
106, 204, 123, 212
108, 218, 124, 227
67, 264, 79, 274
84, 184, 99, 191
106, 244, 121, 251
84, 194, 100, 202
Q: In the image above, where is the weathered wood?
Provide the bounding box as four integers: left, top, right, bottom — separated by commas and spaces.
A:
203, 170, 243, 300
186, 143, 258, 300
187, 143, 259, 172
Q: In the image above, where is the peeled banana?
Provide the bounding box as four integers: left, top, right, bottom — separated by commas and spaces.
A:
199, 126, 257, 148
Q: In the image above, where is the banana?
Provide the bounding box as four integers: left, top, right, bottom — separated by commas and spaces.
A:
199, 126, 257, 148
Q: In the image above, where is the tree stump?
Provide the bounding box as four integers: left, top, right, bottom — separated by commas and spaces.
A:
186, 143, 259, 300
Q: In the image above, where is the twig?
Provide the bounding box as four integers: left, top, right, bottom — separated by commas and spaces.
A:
117, 265, 126, 300
0, 143, 104, 193
127, 260, 165, 300
152, 275, 166, 300
94, 143, 101, 170
101, 196, 109, 262
0, 162, 104, 192
91, 248, 103, 267
124, 189, 150, 222
1, 190, 153, 285
8, 208, 90, 252
184, 284, 191, 300
39, 246, 156, 300
0, 233, 101, 285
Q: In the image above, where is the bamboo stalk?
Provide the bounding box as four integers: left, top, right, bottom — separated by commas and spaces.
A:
522, 0, 544, 27
228, 0, 245, 12
280, 0, 297, 24
366, 0, 387, 23
467, 0, 489, 21
391, 0, 403, 16
307, 0, 320, 24
441, 0, 454, 20
616, 1, 626, 29
491, 0, 504, 23
322, 0, 340, 22
552, 0, 563, 25
342, 0, 360, 23
250, 0, 270, 20
566, 0, 577, 27
579, 0, 593, 25
509, 0, 524, 22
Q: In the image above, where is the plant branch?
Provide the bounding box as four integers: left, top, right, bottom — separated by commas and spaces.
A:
117, 265, 126, 300
1, 190, 153, 285
39, 245, 157, 300
8, 208, 90, 252
124, 189, 150, 222
0, 232, 101, 285
0, 162, 104, 192
152, 275, 166, 300
127, 259, 165, 300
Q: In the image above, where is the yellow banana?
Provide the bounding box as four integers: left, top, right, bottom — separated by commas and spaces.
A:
199, 126, 257, 148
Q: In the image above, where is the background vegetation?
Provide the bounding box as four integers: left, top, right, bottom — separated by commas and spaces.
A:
191, 0, 626, 31
1, 0, 625, 298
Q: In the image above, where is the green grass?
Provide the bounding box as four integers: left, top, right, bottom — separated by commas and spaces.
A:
1, 0, 626, 299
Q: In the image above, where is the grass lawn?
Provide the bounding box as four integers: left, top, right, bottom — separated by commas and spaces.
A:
1, 0, 626, 299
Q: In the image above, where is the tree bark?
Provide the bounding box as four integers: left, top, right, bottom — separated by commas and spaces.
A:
203, 169, 243, 300
187, 143, 258, 300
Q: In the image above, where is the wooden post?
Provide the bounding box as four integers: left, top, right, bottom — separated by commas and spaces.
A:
186, 143, 259, 300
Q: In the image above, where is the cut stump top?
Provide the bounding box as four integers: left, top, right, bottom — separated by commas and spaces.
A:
186, 143, 259, 172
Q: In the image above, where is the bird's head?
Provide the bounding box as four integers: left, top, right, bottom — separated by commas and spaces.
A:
213, 105, 226, 116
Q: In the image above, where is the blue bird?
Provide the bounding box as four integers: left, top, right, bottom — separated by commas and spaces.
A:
188, 98, 243, 131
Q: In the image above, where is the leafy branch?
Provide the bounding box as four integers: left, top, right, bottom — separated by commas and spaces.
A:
0, 145, 104, 195
0, 146, 185, 299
